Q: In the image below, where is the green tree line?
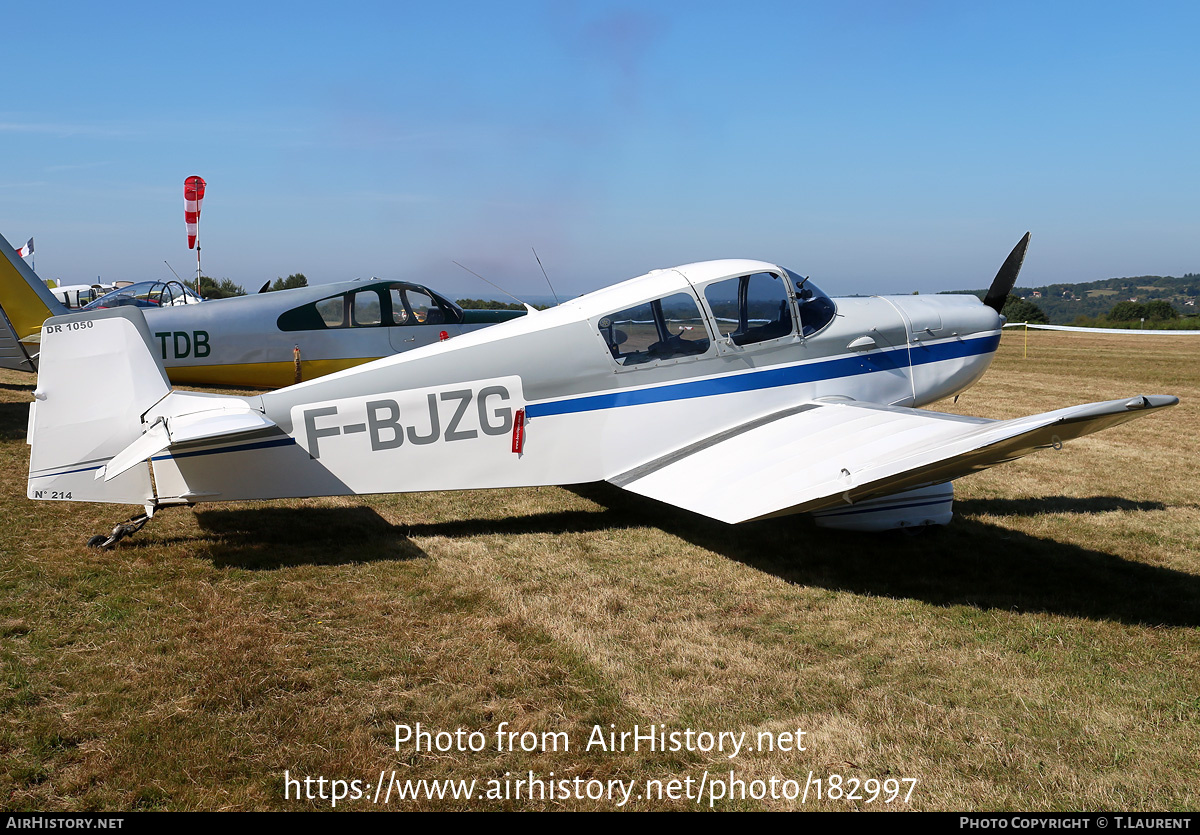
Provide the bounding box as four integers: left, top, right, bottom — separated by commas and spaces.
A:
196, 273, 308, 299
456, 298, 550, 311
945, 271, 1199, 324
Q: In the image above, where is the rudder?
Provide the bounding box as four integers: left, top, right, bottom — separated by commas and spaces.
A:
27, 307, 171, 505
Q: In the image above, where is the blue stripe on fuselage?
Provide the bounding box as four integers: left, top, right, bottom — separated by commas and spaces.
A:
150, 436, 297, 462
525, 333, 999, 419
64, 335, 995, 470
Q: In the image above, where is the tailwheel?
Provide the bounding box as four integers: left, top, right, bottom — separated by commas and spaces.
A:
86, 511, 154, 549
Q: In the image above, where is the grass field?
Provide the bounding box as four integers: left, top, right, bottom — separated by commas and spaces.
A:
1, 329, 1197, 811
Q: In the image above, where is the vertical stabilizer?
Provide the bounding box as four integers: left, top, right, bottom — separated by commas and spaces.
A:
0, 232, 70, 371
27, 307, 171, 505
0, 232, 69, 334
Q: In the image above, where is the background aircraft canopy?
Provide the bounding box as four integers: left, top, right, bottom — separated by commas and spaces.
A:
82, 280, 203, 311
276, 281, 465, 331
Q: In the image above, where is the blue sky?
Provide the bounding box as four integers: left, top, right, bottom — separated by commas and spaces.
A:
2, 1, 1197, 299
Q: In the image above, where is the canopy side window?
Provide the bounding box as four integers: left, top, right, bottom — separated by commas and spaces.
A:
352, 289, 383, 326
316, 296, 347, 328
312, 296, 345, 328
598, 291, 711, 366
798, 293, 836, 335
703, 272, 793, 346
278, 294, 348, 331
389, 287, 452, 326
783, 269, 837, 336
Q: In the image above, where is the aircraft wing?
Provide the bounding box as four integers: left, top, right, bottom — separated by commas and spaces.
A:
608, 395, 1178, 524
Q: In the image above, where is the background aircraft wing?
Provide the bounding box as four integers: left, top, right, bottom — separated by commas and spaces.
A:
608, 395, 1178, 524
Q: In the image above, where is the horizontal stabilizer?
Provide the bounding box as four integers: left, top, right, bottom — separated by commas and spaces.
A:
99, 401, 276, 482
610, 395, 1178, 524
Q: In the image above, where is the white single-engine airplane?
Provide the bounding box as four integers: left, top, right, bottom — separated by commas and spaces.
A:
0, 232, 521, 388
24, 233, 1177, 546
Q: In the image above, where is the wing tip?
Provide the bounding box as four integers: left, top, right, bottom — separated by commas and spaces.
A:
1124, 394, 1179, 410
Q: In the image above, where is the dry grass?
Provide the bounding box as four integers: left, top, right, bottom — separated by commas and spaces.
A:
0, 329, 1197, 811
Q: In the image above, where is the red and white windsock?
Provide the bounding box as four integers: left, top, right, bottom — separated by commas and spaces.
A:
15, 238, 33, 258
184, 176, 206, 249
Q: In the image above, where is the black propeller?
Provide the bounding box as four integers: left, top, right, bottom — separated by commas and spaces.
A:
983, 232, 1031, 314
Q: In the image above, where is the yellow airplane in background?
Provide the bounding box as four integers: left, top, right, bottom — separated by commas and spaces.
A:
0, 232, 522, 388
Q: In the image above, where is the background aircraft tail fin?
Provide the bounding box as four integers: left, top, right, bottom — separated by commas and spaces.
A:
27, 307, 171, 506
0, 232, 70, 341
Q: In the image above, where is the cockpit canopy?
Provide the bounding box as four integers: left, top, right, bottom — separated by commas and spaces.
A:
81, 280, 204, 311
597, 265, 836, 366
276, 281, 465, 332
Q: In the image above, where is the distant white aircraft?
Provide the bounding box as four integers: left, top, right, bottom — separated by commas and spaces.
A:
45, 280, 122, 309
0, 232, 521, 388
24, 233, 1177, 546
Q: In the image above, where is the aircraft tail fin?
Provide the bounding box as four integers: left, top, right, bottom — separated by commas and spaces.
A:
0, 231, 70, 336
27, 307, 171, 506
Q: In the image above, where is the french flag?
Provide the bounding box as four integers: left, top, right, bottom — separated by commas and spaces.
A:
15, 238, 33, 258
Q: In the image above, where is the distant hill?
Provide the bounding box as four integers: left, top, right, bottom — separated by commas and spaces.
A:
942, 273, 1200, 324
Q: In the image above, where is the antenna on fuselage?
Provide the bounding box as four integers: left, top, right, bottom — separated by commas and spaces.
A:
452, 261, 538, 314
532, 247, 560, 306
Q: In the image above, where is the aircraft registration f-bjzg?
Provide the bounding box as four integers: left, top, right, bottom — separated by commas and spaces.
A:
24, 234, 1178, 545
0, 232, 521, 388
